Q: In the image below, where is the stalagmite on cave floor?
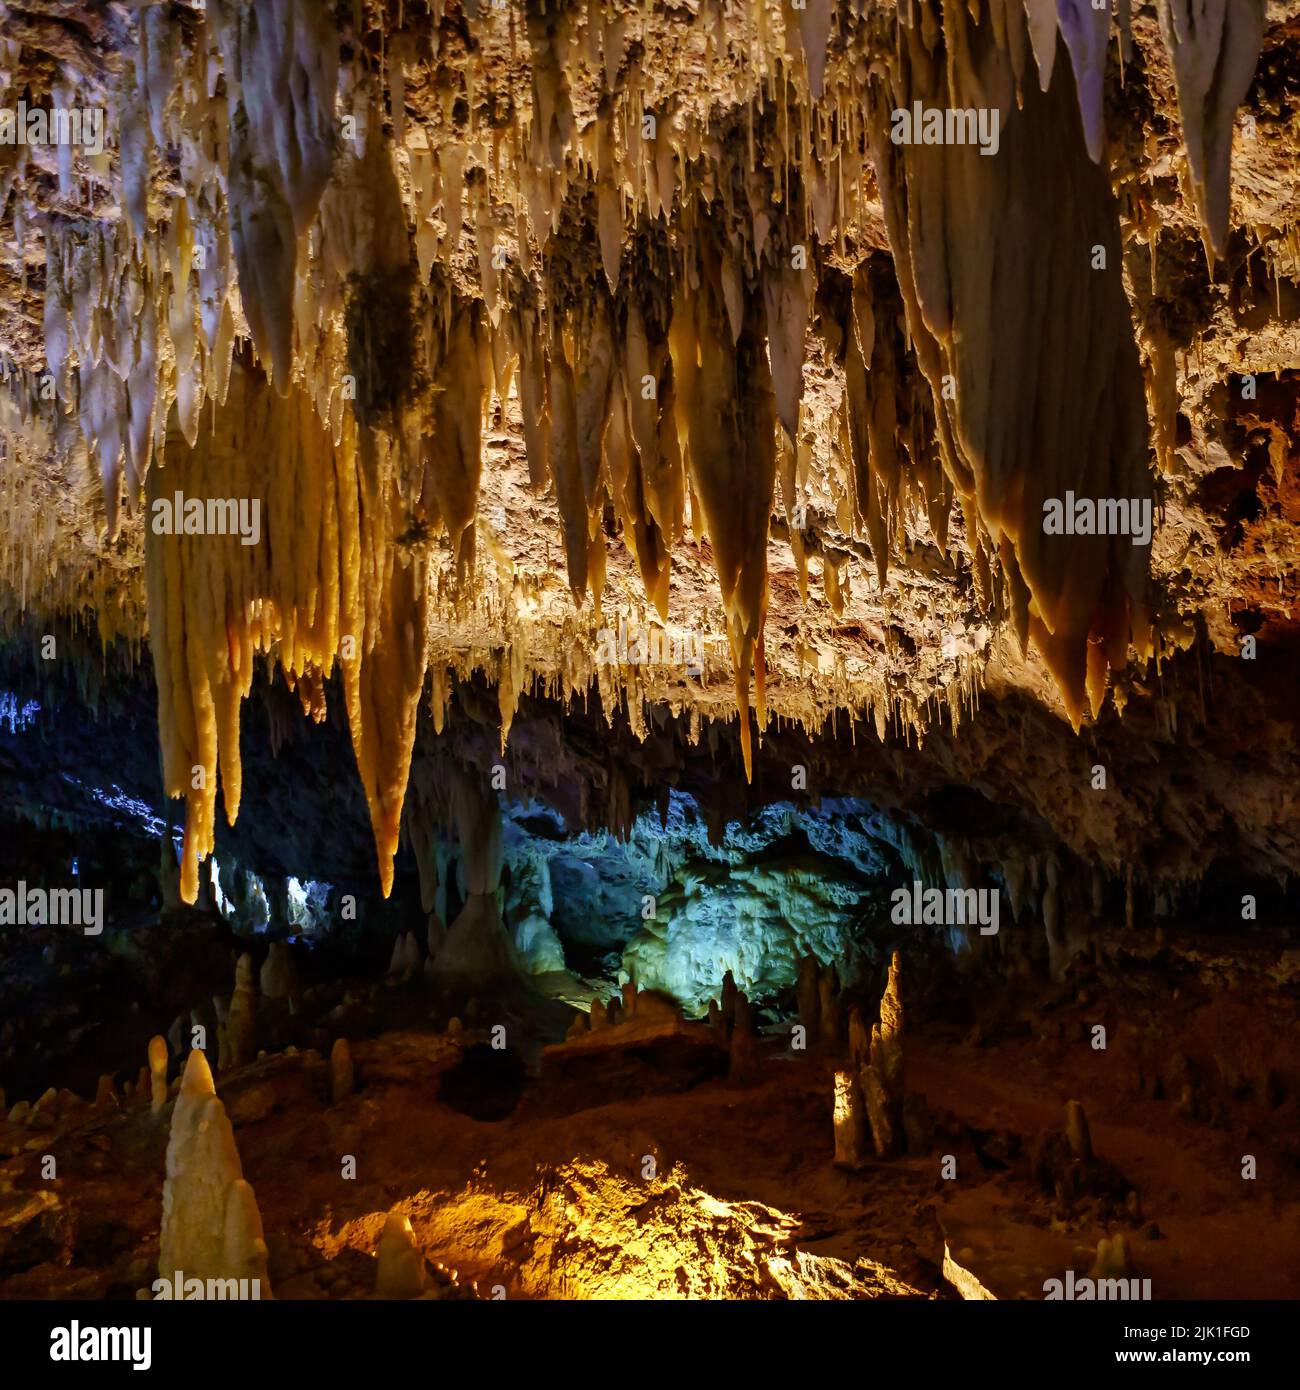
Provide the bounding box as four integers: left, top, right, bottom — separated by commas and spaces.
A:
2, 0, 1300, 1323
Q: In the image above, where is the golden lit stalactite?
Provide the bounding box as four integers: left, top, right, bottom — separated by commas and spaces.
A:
145, 366, 428, 903
547, 321, 593, 601
869, 2, 1154, 728
670, 222, 777, 779
525, 0, 577, 174
418, 295, 494, 584
340, 459, 429, 900
212, 0, 338, 393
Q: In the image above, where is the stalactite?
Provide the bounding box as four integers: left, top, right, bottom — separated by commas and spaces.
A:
145, 364, 427, 902
1158, 0, 1266, 259
868, 3, 1154, 728
670, 220, 777, 779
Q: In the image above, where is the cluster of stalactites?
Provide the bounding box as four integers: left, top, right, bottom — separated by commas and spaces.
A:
869, 2, 1165, 728
13, 0, 1268, 568
3, 0, 1274, 897
144, 363, 429, 904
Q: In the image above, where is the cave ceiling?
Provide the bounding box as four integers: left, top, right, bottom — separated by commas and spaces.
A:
0, 0, 1298, 899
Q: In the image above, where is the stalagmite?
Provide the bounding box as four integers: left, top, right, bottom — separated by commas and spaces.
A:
1065, 1099, 1093, 1162
387, 932, 422, 981
871, 951, 904, 1099
148, 1036, 169, 1117
430, 770, 522, 988
159, 1050, 271, 1296
375, 1211, 427, 1300
833, 1071, 869, 1169
818, 966, 841, 1047
796, 954, 820, 1038
330, 1039, 354, 1103
861, 1064, 896, 1160
1091, 1232, 1133, 1281
226, 953, 255, 1069
260, 942, 299, 1011
720, 970, 738, 1032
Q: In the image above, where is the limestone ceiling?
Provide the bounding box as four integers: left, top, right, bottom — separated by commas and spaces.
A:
0, 0, 1297, 898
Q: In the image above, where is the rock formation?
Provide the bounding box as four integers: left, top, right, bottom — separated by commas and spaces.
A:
833, 1070, 869, 1170
374, 1211, 427, 1300
148, 1036, 169, 1118
159, 1050, 271, 1297
330, 1039, 354, 1104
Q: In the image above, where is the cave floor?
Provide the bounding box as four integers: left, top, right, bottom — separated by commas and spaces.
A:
3, 929, 1297, 1301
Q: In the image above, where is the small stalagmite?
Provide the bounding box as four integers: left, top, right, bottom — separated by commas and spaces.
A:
226, 953, 256, 1069
848, 1004, 870, 1071
833, 1071, 869, 1170
94, 1075, 116, 1110
330, 1038, 354, 1103
720, 970, 738, 1032
861, 1065, 896, 1160
871, 951, 904, 1099
818, 966, 842, 1048
260, 941, 300, 1012
375, 1210, 427, 1299
796, 954, 820, 1037
1065, 1099, 1093, 1162
148, 1035, 170, 1117
1090, 1232, 1133, 1281
159, 1049, 271, 1296
590, 996, 609, 1031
